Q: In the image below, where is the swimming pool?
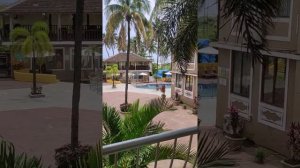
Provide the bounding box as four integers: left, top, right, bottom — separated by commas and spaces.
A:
135, 83, 171, 89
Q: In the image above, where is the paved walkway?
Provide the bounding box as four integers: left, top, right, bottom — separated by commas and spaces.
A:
0, 81, 283, 167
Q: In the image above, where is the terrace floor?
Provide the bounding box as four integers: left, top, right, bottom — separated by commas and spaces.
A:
0, 80, 284, 167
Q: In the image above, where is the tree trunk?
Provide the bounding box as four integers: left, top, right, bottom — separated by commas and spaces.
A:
125, 18, 130, 105
71, 0, 84, 148
112, 75, 115, 88
32, 52, 37, 94
156, 39, 159, 87
99, 44, 103, 168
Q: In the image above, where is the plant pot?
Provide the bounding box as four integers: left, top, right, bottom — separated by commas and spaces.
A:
29, 93, 45, 98
225, 135, 246, 151
173, 100, 180, 106
120, 103, 131, 113
281, 160, 300, 168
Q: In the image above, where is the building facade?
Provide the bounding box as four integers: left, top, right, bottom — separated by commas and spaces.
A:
0, 0, 101, 81
104, 53, 152, 83
213, 0, 300, 155
171, 54, 198, 107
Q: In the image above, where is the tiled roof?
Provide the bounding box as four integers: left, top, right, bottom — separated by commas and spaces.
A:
104, 53, 151, 63
0, 0, 101, 13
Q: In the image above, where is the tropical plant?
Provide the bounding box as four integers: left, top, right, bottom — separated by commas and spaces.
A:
0, 138, 44, 168
105, 0, 153, 111
102, 98, 193, 167
227, 105, 244, 138
105, 64, 119, 88
152, 0, 198, 73
10, 21, 53, 95
286, 122, 300, 165
255, 147, 266, 164
222, 0, 281, 64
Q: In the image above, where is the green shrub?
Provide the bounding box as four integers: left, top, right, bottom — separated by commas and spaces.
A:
255, 148, 266, 164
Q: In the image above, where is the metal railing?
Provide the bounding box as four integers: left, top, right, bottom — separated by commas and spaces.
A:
103, 126, 199, 168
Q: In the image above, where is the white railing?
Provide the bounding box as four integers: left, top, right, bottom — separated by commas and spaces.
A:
103, 126, 199, 168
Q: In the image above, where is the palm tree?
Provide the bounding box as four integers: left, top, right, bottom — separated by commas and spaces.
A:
153, 0, 281, 71
105, 64, 119, 88
0, 138, 44, 167
105, 0, 152, 111
101, 98, 231, 167
10, 21, 53, 95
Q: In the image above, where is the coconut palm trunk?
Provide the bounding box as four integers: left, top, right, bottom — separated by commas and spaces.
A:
125, 17, 131, 106
71, 0, 84, 148
32, 50, 37, 94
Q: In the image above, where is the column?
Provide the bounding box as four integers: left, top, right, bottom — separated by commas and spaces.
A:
9, 15, 13, 31
57, 14, 61, 40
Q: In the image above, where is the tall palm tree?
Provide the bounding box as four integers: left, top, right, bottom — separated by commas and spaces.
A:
105, 0, 152, 111
10, 21, 53, 95
71, 0, 84, 149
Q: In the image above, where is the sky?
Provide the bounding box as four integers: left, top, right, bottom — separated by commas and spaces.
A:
102, 0, 166, 63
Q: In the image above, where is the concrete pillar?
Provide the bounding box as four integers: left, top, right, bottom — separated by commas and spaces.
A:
9, 15, 13, 31
57, 14, 61, 40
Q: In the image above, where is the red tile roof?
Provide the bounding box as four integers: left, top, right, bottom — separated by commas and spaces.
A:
0, 0, 101, 13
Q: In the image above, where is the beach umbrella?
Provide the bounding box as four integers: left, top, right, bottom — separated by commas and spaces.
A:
165, 71, 172, 75
198, 46, 219, 55
139, 72, 148, 76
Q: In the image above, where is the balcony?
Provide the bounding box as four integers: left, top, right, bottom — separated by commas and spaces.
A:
2, 25, 101, 42
103, 126, 198, 167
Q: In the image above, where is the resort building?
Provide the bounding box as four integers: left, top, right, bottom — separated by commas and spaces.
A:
171, 53, 198, 107
0, 0, 101, 81
103, 53, 152, 83
212, 0, 300, 155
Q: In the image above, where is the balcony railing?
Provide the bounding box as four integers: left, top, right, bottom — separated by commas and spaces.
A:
103, 126, 199, 168
1, 25, 101, 41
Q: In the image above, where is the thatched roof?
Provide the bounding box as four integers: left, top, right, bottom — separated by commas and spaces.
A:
0, 0, 101, 13
104, 53, 151, 63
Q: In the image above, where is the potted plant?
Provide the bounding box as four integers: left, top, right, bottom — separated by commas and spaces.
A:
224, 105, 246, 151
255, 147, 266, 164
173, 91, 181, 106
281, 122, 300, 168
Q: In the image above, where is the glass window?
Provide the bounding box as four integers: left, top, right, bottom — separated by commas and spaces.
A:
71, 48, 94, 70
277, 0, 291, 18
175, 74, 182, 88
231, 51, 251, 97
46, 48, 64, 69
185, 75, 193, 91
261, 57, 287, 108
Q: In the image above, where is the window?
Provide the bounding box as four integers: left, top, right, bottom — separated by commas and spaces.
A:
46, 48, 64, 69
175, 74, 182, 88
231, 51, 251, 97
277, 0, 291, 18
261, 57, 287, 108
71, 48, 94, 70
185, 75, 193, 91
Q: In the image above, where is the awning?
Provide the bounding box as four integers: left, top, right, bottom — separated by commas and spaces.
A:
198, 46, 219, 55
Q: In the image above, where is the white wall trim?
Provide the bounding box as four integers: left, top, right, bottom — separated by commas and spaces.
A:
228, 50, 253, 120
211, 42, 300, 61
257, 58, 289, 131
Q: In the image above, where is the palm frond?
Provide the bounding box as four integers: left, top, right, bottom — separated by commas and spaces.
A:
102, 104, 122, 144
0, 138, 44, 168
31, 21, 49, 34
196, 132, 232, 167
222, 0, 281, 63
10, 27, 30, 42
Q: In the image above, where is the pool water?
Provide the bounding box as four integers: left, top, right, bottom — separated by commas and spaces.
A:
135, 83, 171, 89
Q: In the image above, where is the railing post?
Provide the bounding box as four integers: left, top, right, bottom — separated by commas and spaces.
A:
57, 14, 61, 40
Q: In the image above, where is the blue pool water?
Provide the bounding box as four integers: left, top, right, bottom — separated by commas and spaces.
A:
135, 83, 171, 89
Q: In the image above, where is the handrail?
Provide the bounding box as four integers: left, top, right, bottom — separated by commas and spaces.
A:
103, 126, 199, 155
